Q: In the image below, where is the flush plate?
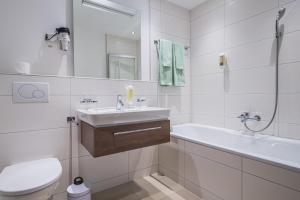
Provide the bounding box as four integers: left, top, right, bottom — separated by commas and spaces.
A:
13, 82, 49, 103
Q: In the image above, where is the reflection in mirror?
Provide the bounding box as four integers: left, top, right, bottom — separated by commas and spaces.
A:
73, 0, 142, 80
107, 34, 140, 80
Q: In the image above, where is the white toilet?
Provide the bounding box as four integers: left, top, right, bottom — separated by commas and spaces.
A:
0, 158, 62, 200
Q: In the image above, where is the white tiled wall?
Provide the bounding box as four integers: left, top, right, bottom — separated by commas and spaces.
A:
190, 0, 300, 140
0, 74, 159, 199
0, 0, 160, 198
3, 0, 300, 199
70, 77, 159, 198
150, 0, 192, 125
0, 1, 186, 199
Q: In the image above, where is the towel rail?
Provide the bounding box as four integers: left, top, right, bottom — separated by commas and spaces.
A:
153, 40, 190, 50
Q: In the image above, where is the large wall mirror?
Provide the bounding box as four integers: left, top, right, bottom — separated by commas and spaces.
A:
0, 0, 150, 80
73, 0, 150, 80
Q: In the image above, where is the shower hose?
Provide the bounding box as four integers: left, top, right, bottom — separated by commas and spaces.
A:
243, 18, 282, 133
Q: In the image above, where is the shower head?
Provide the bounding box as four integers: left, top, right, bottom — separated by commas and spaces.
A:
277, 7, 286, 20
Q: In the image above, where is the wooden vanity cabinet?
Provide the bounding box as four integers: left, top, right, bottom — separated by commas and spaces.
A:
81, 120, 170, 157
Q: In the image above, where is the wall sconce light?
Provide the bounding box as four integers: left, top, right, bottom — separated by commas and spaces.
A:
45, 27, 71, 51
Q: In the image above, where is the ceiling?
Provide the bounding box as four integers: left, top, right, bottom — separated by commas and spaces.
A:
167, 0, 207, 10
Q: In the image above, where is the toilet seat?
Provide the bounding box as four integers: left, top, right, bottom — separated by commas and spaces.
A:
0, 158, 62, 196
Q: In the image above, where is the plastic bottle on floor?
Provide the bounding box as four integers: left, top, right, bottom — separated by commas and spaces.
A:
67, 177, 91, 200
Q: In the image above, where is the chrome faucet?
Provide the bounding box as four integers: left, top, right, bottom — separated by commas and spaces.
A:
137, 97, 146, 103
237, 112, 261, 123
136, 97, 147, 107
116, 95, 124, 111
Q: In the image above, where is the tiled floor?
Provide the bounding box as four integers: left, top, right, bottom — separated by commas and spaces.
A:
92, 174, 202, 200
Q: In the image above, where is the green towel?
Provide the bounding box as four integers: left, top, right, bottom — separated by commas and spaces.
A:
173, 43, 185, 86
159, 39, 173, 86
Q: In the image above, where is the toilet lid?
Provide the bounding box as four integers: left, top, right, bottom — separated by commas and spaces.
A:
0, 158, 62, 196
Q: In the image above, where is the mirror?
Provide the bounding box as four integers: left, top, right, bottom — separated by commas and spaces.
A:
73, 0, 147, 80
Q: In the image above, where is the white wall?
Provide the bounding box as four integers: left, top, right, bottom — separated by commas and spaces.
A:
74, 24, 107, 78
107, 35, 139, 58
0, 1, 189, 199
3, 0, 300, 199
107, 35, 140, 79
0, 0, 151, 80
0, 0, 158, 199
0, 0, 73, 76
0, 74, 159, 199
190, 0, 300, 140
111, 0, 151, 80
150, 0, 192, 125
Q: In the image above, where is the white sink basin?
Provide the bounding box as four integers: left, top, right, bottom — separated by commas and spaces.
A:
77, 107, 170, 127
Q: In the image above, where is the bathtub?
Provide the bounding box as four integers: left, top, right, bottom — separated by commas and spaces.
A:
172, 123, 300, 172
158, 124, 300, 199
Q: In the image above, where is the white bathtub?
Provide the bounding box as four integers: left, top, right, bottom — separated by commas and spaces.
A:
172, 123, 300, 172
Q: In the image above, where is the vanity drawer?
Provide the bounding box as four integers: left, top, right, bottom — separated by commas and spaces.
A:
81, 120, 170, 157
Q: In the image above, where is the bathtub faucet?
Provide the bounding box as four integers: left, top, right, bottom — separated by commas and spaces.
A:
237, 112, 261, 123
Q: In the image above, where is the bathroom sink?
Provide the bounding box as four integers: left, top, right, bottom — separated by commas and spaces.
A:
77, 107, 170, 127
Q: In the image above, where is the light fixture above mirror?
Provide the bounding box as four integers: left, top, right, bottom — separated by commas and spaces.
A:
82, 0, 137, 17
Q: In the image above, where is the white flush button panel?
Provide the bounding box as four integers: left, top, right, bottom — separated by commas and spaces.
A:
13, 82, 49, 103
